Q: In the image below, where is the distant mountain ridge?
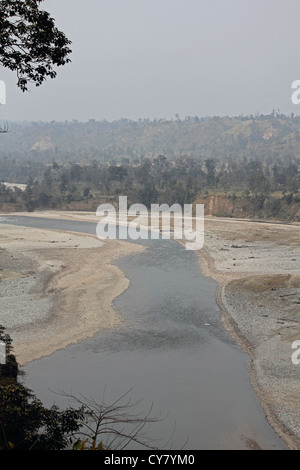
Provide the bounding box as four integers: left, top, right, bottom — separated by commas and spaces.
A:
1, 113, 300, 164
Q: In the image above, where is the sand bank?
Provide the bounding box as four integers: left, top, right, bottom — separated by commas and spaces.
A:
1, 211, 300, 449
194, 217, 300, 450
0, 222, 145, 365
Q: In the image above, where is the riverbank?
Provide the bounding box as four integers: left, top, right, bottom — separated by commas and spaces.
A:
194, 217, 300, 450
1, 211, 299, 449
0, 221, 145, 365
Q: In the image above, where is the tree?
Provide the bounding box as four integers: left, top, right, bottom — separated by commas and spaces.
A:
138, 181, 158, 208
0, 381, 171, 451
204, 159, 216, 187
0, 325, 83, 450
0, 325, 18, 380
0, 326, 174, 451
0, 384, 84, 450
0, 0, 72, 91
59, 390, 171, 451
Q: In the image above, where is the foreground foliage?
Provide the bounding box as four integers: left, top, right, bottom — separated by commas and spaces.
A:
0, 327, 166, 451
0, 0, 71, 91
0, 384, 83, 450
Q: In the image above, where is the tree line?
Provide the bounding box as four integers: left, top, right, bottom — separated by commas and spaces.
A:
0, 154, 299, 220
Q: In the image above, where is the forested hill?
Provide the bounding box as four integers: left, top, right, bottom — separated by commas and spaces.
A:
1, 113, 300, 164
0, 112, 300, 221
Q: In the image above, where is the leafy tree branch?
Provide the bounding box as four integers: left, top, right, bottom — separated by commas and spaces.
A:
0, 0, 72, 91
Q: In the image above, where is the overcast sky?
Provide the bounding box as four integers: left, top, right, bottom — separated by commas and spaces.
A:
1, 0, 300, 122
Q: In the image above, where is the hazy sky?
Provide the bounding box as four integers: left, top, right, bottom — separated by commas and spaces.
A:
1, 0, 300, 122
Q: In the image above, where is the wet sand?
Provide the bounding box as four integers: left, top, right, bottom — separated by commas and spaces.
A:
0, 222, 145, 365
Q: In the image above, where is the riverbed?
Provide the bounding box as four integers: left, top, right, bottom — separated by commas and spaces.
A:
0, 214, 287, 450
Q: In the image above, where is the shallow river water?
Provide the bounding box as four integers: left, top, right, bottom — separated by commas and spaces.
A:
1, 216, 287, 450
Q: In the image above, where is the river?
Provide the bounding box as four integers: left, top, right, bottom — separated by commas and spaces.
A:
0, 215, 286, 450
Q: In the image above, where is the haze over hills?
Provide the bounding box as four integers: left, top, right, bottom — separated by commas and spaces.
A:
1, 112, 299, 221
1, 112, 300, 164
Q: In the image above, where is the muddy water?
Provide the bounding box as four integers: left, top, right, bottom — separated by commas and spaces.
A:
1, 216, 286, 449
